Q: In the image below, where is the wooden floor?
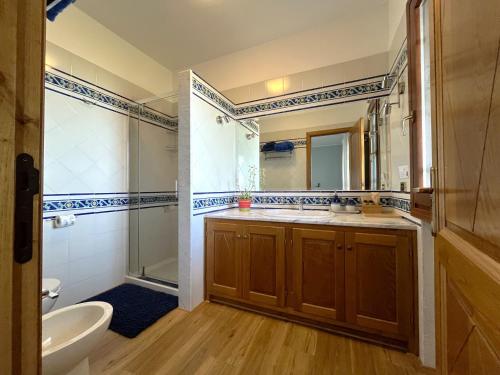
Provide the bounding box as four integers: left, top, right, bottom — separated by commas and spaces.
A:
89, 302, 435, 375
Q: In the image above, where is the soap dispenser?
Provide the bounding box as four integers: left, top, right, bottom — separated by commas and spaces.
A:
331, 192, 342, 212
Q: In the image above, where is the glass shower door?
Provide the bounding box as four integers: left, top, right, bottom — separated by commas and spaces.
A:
129, 97, 178, 287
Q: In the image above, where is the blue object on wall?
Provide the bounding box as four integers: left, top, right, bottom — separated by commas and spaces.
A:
274, 141, 295, 152
47, 0, 76, 22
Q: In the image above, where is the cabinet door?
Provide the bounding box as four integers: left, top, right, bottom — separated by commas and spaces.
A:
242, 225, 286, 307
206, 221, 242, 298
345, 232, 412, 338
292, 228, 345, 320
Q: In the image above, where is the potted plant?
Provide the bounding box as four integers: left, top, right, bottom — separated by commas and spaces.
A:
238, 190, 252, 211
237, 165, 256, 211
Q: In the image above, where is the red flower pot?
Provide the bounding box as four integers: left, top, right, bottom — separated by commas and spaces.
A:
238, 199, 251, 211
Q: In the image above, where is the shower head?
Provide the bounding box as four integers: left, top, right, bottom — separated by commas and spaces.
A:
216, 115, 231, 125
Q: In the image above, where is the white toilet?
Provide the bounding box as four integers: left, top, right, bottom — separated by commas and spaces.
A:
42, 301, 113, 375
42, 278, 62, 315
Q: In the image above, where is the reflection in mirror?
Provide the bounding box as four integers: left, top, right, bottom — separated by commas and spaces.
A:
308, 130, 351, 190
249, 100, 392, 191
236, 120, 260, 191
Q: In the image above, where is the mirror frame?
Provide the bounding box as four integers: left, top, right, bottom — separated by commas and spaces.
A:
306, 127, 352, 190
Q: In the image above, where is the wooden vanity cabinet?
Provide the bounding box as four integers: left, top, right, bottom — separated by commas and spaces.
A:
205, 218, 416, 352
344, 232, 413, 342
291, 228, 345, 321
206, 221, 242, 299
242, 224, 286, 307
206, 220, 286, 307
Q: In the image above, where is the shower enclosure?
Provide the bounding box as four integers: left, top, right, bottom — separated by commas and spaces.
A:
129, 96, 179, 288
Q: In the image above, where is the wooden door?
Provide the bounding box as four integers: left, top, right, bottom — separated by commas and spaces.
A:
292, 228, 345, 320
349, 118, 365, 189
242, 224, 285, 307
345, 232, 412, 340
206, 221, 243, 298
0, 1, 45, 374
430, 0, 500, 373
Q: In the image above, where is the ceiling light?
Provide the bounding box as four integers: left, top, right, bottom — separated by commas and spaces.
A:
266, 77, 290, 96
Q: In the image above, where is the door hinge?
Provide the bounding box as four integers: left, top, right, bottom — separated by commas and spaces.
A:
14, 153, 40, 264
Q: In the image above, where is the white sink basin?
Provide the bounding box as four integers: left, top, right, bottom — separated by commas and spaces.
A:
42, 301, 113, 375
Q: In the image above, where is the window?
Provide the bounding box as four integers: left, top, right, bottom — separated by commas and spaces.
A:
407, 0, 434, 221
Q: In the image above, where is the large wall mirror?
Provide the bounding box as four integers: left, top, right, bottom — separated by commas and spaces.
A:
236, 96, 411, 192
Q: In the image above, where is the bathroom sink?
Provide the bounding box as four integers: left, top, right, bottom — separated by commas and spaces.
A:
257, 209, 333, 219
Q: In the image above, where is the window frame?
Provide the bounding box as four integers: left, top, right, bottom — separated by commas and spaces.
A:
407, 0, 433, 222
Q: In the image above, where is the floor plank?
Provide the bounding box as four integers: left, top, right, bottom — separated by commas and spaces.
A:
89, 302, 435, 375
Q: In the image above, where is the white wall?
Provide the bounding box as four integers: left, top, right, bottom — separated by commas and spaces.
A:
178, 71, 260, 310
43, 88, 129, 308
46, 7, 174, 96
43, 45, 178, 307
191, 101, 238, 193
192, 7, 388, 91
223, 53, 388, 104
388, 0, 407, 50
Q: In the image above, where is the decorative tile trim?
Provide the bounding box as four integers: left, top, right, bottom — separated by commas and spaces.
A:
192, 195, 238, 210
388, 197, 411, 213
43, 193, 178, 217
43, 196, 130, 212
191, 72, 389, 120
192, 191, 411, 214
388, 41, 408, 93
234, 79, 386, 118
45, 69, 178, 130
192, 76, 236, 116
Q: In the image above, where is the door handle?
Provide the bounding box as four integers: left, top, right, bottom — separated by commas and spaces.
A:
14, 153, 40, 264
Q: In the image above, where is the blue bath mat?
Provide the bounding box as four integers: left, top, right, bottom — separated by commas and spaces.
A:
83, 283, 178, 338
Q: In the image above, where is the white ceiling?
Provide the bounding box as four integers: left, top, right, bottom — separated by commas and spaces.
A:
75, 0, 388, 70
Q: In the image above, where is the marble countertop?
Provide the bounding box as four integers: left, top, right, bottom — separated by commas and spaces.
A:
205, 208, 418, 230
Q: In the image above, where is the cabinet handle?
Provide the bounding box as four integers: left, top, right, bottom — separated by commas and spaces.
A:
336, 244, 343, 250
243, 234, 249, 239
346, 245, 353, 251
236, 234, 242, 239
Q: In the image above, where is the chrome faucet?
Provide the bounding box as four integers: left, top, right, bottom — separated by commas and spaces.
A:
298, 197, 304, 211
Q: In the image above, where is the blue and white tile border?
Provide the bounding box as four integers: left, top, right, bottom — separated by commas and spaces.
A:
192, 191, 411, 216
192, 73, 390, 121
43, 192, 178, 220
45, 68, 178, 131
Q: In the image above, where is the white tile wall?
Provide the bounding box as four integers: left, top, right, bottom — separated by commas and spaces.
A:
44, 90, 129, 195
190, 98, 237, 192
43, 211, 127, 308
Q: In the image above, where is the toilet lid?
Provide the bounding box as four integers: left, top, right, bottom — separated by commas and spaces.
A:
42, 278, 61, 292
